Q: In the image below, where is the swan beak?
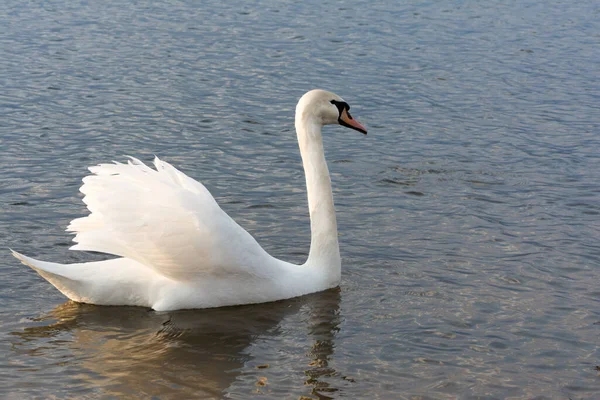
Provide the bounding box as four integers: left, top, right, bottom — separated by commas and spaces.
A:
339, 108, 367, 135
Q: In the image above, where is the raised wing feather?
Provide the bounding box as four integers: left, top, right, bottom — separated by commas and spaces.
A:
68, 157, 270, 281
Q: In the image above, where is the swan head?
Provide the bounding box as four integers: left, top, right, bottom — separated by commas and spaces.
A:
296, 89, 367, 135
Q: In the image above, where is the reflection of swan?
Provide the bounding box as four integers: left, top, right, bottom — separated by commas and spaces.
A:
12, 89, 366, 310
10, 290, 342, 398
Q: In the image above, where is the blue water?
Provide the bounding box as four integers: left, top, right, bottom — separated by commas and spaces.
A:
1, 0, 600, 398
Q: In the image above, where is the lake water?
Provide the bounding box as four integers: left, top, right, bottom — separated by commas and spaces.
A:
1, 0, 600, 398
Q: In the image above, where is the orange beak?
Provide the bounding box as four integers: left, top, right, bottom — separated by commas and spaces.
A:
339, 108, 367, 135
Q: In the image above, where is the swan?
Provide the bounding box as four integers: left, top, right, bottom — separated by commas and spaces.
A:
11, 89, 367, 311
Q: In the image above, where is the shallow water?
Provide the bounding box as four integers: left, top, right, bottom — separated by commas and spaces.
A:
1, 0, 600, 398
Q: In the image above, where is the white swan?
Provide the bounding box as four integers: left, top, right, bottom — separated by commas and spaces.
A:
12, 89, 367, 311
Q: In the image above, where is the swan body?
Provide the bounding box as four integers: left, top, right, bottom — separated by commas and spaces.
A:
12, 89, 367, 311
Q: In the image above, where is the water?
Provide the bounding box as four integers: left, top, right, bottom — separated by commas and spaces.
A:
1, 0, 599, 398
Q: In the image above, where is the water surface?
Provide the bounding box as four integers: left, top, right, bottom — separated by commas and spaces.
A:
1, 0, 600, 398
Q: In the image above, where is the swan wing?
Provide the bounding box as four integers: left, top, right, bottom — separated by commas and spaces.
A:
68, 157, 270, 281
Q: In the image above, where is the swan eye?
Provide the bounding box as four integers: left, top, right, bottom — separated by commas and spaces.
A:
330, 100, 350, 116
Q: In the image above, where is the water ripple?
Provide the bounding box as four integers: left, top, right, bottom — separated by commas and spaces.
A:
1, 0, 600, 398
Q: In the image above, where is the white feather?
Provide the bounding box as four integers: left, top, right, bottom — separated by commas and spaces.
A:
12, 90, 363, 310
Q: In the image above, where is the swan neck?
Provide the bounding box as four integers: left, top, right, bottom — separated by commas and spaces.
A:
295, 114, 341, 280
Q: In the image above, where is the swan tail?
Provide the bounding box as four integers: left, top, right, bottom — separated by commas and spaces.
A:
10, 250, 87, 303
11, 250, 159, 307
